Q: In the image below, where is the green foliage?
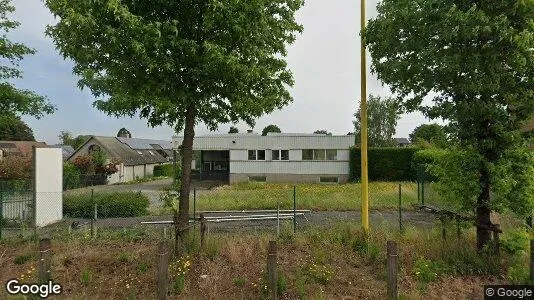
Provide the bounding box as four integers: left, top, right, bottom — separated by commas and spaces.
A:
13, 253, 32, 265
59, 131, 91, 151
117, 251, 133, 263
0, 114, 35, 141
277, 271, 287, 295
63, 161, 81, 190
261, 124, 282, 136
413, 257, 443, 284
365, 0, 534, 248
169, 255, 191, 295
0, 156, 31, 179
409, 124, 450, 148
233, 277, 246, 287
63, 191, 149, 218
313, 129, 331, 135
349, 147, 419, 181
0, 1, 55, 118
501, 228, 530, 255
81, 267, 92, 287
411, 148, 448, 182
228, 126, 239, 134
153, 163, 174, 177
353, 94, 401, 147
427, 149, 482, 212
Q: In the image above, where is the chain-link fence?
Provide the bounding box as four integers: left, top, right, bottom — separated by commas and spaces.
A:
0, 179, 34, 239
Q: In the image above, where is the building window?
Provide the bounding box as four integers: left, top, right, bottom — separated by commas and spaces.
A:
302, 149, 314, 160
320, 176, 338, 183
326, 149, 337, 160
302, 149, 338, 160
272, 150, 290, 161
248, 150, 256, 160
313, 149, 325, 160
249, 176, 266, 182
248, 150, 265, 161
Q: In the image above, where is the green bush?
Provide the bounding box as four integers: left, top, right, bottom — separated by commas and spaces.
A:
63, 191, 149, 218
349, 147, 420, 181
153, 163, 181, 180
411, 148, 448, 182
63, 162, 81, 190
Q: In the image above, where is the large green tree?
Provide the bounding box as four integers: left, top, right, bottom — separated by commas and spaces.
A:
366, 0, 534, 250
353, 94, 400, 147
58, 131, 90, 150
0, 114, 35, 141
0, 0, 55, 118
46, 0, 303, 252
409, 123, 450, 148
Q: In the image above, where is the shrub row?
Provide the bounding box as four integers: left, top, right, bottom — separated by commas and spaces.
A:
153, 163, 181, 180
63, 191, 149, 218
349, 147, 420, 181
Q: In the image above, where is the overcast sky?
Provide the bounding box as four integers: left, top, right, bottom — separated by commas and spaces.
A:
10, 0, 429, 144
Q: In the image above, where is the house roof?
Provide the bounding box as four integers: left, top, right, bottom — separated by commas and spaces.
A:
0, 141, 48, 157
394, 138, 410, 144
50, 145, 75, 159
71, 136, 173, 166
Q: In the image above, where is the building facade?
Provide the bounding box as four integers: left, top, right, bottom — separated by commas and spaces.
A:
173, 133, 354, 184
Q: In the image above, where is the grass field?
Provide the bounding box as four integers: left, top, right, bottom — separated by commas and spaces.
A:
190, 182, 428, 212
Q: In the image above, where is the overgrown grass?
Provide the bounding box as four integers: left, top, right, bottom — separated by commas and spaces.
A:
190, 182, 426, 211
1, 220, 528, 299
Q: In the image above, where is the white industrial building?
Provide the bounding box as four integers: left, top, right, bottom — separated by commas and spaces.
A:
172, 133, 355, 184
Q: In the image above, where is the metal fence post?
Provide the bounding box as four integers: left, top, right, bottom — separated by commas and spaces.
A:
200, 213, 206, 249
398, 184, 402, 233
421, 171, 425, 205
293, 185, 296, 234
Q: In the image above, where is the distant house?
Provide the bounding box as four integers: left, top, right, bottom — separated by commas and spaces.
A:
172, 132, 354, 184
68, 136, 174, 184
0, 141, 48, 160
394, 138, 411, 147
50, 145, 75, 161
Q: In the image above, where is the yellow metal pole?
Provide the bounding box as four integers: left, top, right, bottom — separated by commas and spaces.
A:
360, 0, 369, 231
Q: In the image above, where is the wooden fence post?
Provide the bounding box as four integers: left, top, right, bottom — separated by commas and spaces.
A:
200, 213, 206, 249
493, 224, 500, 255
156, 241, 170, 300
38, 238, 52, 283
387, 241, 398, 300
267, 241, 278, 300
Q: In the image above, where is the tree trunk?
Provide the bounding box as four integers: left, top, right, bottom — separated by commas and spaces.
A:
174, 105, 196, 256
476, 165, 492, 251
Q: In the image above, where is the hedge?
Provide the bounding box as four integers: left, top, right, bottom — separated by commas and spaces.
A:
64, 191, 149, 218
411, 148, 448, 182
349, 147, 420, 181
153, 163, 181, 179
63, 162, 81, 190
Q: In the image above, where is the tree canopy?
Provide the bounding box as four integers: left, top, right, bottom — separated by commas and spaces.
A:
46, 0, 303, 252
409, 123, 449, 148
353, 94, 400, 147
0, 0, 55, 118
0, 114, 35, 141
58, 131, 90, 150
313, 129, 332, 135
228, 126, 239, 134
366, 0, 534, 249
262, 124, 282, 136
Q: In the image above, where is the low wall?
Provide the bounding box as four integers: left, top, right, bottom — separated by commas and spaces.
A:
229, 173, 349, 184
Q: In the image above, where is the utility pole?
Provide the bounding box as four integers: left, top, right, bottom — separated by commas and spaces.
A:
360, 0, 369, 231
